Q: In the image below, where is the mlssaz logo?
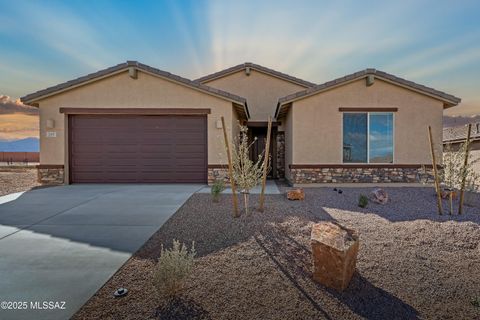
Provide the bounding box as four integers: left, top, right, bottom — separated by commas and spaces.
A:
30, 301, 66, 310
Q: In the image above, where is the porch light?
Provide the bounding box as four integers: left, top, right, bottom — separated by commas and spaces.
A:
46, 119, 55, 129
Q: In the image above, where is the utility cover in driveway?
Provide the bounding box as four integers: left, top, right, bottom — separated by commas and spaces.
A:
69, 115, 207, 183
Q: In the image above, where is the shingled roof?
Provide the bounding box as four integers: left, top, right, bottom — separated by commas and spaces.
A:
21, 61, 250, 118
443, 123, 480, 143
276, 68, 461, 118
195, 62, 317, 88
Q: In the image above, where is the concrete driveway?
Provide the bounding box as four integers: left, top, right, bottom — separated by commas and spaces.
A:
0, 184, 202, 320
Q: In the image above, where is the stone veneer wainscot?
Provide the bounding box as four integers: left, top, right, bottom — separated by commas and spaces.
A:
289, 165, 435, 184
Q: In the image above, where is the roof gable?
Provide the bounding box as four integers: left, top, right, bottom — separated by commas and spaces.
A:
196, 62, 316, 88
276, 68, 461, 118
20, 61, 249, 117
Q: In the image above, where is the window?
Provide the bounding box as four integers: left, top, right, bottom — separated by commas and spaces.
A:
343, 112, 393, 163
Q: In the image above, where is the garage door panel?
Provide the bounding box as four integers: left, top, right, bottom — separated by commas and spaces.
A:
138, 158, 175, 166
72, 144, 105, 153
139, 145, 175, 153
174, 144, 205, 153
69, 115, 206, 183
175, 158, 205, 166
174, 173, 205, 182
175, 134, 205, 144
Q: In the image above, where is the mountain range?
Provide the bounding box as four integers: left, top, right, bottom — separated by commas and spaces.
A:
0, 138, 39, 152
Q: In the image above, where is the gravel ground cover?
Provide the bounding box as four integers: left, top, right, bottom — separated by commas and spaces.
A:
0, 167, 41, 196
73, 185, 480, 320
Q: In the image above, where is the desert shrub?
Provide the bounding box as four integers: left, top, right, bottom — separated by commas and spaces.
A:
471, 296, 480, 308
442, 142, 480, 191
153, 240, 196, 300
231, 124, 269, 215
358, 194, 368, 208
443, 142, 480, 213
211, 179, 225, 202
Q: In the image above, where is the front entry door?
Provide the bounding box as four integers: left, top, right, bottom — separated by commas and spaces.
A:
249, 126, 276, 178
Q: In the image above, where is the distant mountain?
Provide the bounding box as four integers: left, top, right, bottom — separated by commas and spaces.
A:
0, 138, 39, 152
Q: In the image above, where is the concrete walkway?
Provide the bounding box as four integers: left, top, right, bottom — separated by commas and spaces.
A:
0, 184, 202, 320
197, 180, 281, 194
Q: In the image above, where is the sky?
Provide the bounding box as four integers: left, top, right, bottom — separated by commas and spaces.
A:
0, 0, 479, 141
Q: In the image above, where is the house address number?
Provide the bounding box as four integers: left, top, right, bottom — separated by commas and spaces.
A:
46, 131, 57, 138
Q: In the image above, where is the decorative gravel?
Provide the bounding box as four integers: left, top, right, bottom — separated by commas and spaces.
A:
73, 186, 480, 320
0, 167, 41, 196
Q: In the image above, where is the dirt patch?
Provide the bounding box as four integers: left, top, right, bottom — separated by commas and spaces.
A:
0, 167, 41, 196
73, 187, 480, 320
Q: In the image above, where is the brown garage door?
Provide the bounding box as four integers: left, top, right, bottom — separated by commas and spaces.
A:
69, 115, 207, 183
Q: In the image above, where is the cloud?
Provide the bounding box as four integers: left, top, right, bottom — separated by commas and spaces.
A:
0, 113, 39, 140
0, 95, 38, 115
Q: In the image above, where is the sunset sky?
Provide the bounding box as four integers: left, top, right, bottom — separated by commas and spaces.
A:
0, 0, 479, 141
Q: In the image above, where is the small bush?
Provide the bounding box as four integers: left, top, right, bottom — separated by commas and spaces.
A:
358, 194, 368, 208
211, 179, 225, 202
153, 240, 196, 300
471, 296, 480, 308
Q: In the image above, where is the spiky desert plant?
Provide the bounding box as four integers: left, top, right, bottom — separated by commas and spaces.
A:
231, 125, 268, 215
442, 142, 480, 214
358, 194, 368, 208
211, 179, 225, 203
153, 240, 196, 300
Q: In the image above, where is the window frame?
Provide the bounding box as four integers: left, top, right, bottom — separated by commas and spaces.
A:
341, 111, 395, 164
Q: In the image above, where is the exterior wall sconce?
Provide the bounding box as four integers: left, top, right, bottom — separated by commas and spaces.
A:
46, 119, 55, 129
216, 119, 223, 129
245, 66, 251, 76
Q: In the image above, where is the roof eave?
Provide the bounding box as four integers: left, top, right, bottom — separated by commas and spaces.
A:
20, 61, 248, 107
276, 71, 461, 109
196, 62, 316, 88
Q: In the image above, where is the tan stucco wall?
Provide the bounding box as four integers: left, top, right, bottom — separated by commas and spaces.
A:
36, 70, 236, 167
202, 69, 306, 121
286, 78, 444, 165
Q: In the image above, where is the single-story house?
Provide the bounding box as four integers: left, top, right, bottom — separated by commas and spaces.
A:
443, 123, 480, 177
21, 61, 461, 185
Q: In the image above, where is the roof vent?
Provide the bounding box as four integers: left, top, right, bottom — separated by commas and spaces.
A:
129, 67, 137, 79
366, 75, 375, 86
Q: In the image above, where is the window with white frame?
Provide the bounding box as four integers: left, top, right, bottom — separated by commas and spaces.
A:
342, 112, 394, 163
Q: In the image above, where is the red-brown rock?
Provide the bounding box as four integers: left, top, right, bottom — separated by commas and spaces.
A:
441, 189, 457, 200
311, 222, 359, 291
287, 188, 305, 200
372, 188, 388, 204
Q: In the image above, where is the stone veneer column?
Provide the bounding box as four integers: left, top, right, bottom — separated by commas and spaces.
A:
276, 132, 285, 179
207, 166, 230, 185
37, 166, 64, 184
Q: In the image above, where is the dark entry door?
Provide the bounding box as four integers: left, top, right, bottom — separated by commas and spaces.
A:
249, 126, 276, 178
69, 114, 207, 183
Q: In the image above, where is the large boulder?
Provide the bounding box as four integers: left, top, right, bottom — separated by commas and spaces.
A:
287, 188, 305, 200
311, 222, 359, 291
371, 188, 388, 204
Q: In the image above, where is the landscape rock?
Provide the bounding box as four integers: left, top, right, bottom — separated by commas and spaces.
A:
372, 188, 388, 204
311, 222, 359, 291
287, 188, 305, 200
441, 189, 458, 200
